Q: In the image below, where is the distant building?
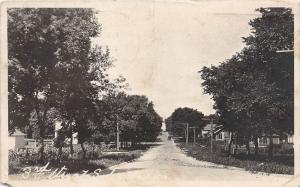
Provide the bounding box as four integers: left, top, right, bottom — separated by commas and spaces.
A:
201, 123, 217, 137
286, 133, 294, 143
202, 122, 294, 148
258, 132, 293, 147
202, 123, 231, 145
8, 129, 26, 150
214, 130, 231, 142
257, 134, 281, 146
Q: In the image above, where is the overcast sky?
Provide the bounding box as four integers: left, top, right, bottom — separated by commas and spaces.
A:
94, 0, 292, 119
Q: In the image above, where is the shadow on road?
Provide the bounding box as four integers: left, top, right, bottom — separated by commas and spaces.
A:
113, 168, 144, 174
98, 167, 145, 176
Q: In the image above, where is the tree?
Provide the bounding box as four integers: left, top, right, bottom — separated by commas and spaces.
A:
243, 7, 294, 132
241, 8, 293, 158
8, 8, 65, 162
8, 8, 117, 160
200, 8, 294, 158
102, 93, 162, 146
166, 107, 205, 137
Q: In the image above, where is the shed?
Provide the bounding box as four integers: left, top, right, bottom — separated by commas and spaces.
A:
8, 129, 26, 150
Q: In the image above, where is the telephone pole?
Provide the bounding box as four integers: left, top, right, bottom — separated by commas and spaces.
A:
172, 121, 191, 144
116, 101, 131, 151
190, 127, 196, 145
116, 117, 120, 151
186, 123, 189, 144
210, 119, 213, 153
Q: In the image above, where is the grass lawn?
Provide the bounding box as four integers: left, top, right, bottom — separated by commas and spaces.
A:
177, 143, 294, 175
50, 150, 144, 173
9, 146, 150, 179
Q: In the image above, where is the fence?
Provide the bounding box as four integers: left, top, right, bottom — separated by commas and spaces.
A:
25, 138, 54, 148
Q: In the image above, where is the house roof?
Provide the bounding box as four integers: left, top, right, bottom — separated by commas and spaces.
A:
203, 124, 217, 131
260, 133, 280, 137
213, 127, 225, 135
10, 129, 26, 136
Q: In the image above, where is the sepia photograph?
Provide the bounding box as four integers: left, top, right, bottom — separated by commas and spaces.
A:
0, 0, 299, 186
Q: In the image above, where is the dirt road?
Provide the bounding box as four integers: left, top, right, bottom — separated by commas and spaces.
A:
8, 132, 297, 187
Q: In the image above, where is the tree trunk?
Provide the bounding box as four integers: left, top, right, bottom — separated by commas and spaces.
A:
81, 143, 86, 159
246, 133, 251, 156
58, 146, 62, 162
92, 144, 95, 159
233, 133, 238, 155
38, 119, 45, 163
39, 138, 45, 163
228, 132, 233, 155
69, 123, 74, 155
36, 106, 48, 164
268, 128, 273, 159
70, 135, 73, 154
246, 137, 250, 156
254, 135, 259, 157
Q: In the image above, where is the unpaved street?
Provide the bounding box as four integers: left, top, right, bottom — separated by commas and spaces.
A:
8, 132, 296, 187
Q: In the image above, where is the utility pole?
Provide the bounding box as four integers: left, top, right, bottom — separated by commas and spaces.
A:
186, 123, 189, 144
116, 102, 130, 151
188, 127, 196, 145
184, 125, 186, 139
193, 127, 196, 145
116, 117, 120, 151
210, 119, 213, 153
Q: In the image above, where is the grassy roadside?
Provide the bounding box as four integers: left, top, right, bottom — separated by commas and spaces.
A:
9, 146, 150, 179
177, 143, 294, 175
50, 150, 144, 174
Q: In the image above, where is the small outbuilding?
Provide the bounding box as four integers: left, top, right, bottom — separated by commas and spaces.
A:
8, 129, 26, 150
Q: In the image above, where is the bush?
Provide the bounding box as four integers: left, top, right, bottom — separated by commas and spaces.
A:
9, 144, 145, 175
245, 162, 293, 174
177, 143, 294, 175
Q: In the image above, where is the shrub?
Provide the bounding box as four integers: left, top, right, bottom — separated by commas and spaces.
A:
9, 144, 145, 175
177, 143, 294, 175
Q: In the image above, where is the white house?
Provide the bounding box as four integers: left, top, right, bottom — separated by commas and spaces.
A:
257, 133, 281, 146
215, 131, 231, 142
202, 123, 230, 141
287, 134, 294, 143
201, 123, 217, 137
211, 127, 293, 148
8, 129, 26, 150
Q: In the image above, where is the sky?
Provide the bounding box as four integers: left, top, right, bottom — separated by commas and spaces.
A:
93, 0, 293, 119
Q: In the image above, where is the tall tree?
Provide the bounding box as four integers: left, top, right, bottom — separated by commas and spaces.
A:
8, 8, 117, 160
200, 8, 294, 158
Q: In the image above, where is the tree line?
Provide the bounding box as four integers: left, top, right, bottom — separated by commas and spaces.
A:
8, 8, 162, 161
165, 107, 206, 137
200, 8, 293, 158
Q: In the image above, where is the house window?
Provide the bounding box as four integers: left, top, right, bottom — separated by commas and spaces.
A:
273, 137, 280, 144
288, 135, 293, 143
259, 137, 268, 145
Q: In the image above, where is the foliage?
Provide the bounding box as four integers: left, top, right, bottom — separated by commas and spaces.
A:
165, 107, 205, 136
8, 9, 162, 161
8, 8, 107, 159
9, 145, 147, 175
199, 8, 294, 158
177, 143, 293, 175
102, 93, 163, 143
